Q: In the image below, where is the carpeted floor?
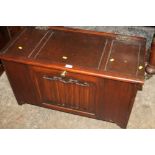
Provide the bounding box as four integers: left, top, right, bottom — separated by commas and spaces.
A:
0, 72, 155, 129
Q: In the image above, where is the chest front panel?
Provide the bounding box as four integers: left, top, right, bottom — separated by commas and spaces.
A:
31, 66, 100, 116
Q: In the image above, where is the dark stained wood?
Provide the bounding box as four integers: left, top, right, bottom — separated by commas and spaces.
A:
96, 79, 138, 128
0, 26, 24, 51
105, 40, 141, 75
0, 28, 146, 84
2, 61, 39, 105
0, 27, 10, 48
3, 28, 48, 58
146, 38, 155, 74
0, 27, 146, 128
0, 27, 10, 75
35, 30, 107, 70
0, 64, 4, 76
6, 26, 24, 39
31, 66, 100, 117
0, 26, 24, 75
49, 26, 147, 42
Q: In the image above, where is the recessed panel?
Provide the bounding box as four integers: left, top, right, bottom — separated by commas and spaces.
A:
4, 29, 49, 57
35, 31, 107, 70
106, 40, 141, 76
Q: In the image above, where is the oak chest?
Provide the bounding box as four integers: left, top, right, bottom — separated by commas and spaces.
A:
0, 27, 146, 128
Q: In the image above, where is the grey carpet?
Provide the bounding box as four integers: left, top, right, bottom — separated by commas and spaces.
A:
0, 72, 155, 129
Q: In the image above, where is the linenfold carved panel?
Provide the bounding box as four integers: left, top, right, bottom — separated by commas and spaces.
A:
32, 67, 98, 115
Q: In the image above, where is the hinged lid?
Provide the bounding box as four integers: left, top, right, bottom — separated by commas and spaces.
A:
0, 27, 146, 84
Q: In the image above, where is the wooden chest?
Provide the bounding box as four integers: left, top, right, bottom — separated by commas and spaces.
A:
0, 27, 146, 128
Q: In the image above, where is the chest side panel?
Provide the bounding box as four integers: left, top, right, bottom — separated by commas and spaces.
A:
97, 78, 138, 128
2, 61, 38, 104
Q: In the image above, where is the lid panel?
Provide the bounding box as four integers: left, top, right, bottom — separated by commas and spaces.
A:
0, 27, 146, 84
35, 31, 108, 70
105, 40, 141, 76
3, 29, 48, 57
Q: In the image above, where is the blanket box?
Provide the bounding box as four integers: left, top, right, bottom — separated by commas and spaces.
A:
0, 27, 146, 128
